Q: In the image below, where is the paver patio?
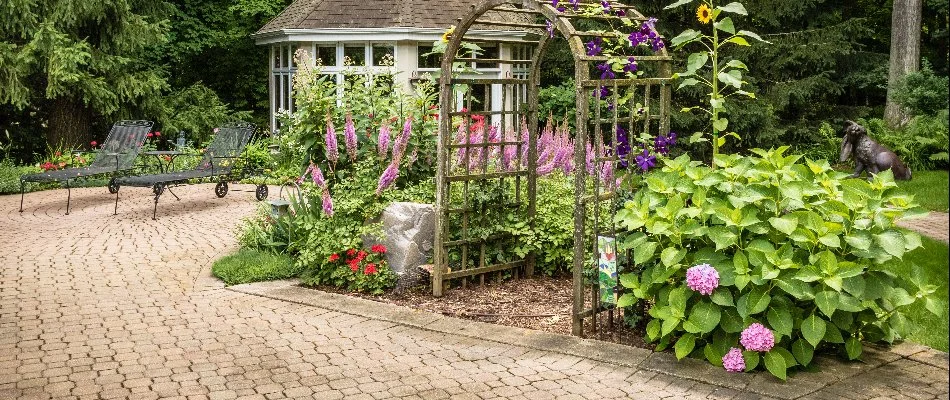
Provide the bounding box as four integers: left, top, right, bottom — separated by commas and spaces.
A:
2, 184, 948, 399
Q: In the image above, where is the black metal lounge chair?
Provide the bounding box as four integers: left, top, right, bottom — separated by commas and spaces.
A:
114, 121, 269, 219
19, 120, 155, 215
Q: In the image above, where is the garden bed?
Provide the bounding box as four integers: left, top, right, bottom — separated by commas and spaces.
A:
304, 276, 651, 349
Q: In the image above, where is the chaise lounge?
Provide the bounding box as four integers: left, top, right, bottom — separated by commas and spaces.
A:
19, 120, 155, 215
113, 121, 269, 219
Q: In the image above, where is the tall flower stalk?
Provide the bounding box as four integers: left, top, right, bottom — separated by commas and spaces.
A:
325, 114, 339, 166
344, 113, 358, 162
666, 0, 768, 166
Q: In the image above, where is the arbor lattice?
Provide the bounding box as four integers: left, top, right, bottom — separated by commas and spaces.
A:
436, 0, 672, 336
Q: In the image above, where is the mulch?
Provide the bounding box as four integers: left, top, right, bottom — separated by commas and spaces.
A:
308, 276, 652, 350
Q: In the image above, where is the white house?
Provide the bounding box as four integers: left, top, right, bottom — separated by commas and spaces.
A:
253, 0, 533, 131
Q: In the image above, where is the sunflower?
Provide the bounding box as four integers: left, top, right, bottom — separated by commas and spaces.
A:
696, 4, 712, 24
441, 25, 455, 43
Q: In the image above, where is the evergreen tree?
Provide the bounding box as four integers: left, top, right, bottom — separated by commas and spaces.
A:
0, 0, 170, 148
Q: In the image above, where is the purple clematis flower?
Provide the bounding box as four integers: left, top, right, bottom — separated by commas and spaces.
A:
597, 62, 615, 79
585, 38, 603, 56
635, 148, 656, 172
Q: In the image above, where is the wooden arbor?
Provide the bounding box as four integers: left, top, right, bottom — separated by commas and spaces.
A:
435, 0, 672, 337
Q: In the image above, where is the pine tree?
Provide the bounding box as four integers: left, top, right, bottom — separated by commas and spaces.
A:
0, 0, 169, 148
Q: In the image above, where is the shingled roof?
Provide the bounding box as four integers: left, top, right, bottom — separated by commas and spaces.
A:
257, 0, 485, 34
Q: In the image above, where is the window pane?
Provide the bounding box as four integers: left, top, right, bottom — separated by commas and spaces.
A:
282, 74, 290, 110
282, 46, 291, 68
344, 45, 366, 66
418, 46, 439, 68
290, 44, 299, 67
372, 45, 394, 66
273, 46, 282, 70
273, 74, 280, 112
317, 45, 336, 67
476, 46, 499, 69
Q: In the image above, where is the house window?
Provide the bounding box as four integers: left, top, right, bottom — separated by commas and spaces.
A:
317, 45, 337, 67
344, 45, 366, 66
372, 45, 394, 66
475, 45, 499, 69
418, 45, 440, 69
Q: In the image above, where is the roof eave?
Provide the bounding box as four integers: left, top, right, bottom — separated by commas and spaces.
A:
252, 27, 527, 45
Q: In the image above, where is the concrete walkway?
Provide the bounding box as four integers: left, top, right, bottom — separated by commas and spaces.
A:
2, 185, 948, 399
898, 212, 950, 243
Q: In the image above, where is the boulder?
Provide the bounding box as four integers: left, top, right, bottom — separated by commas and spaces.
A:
367, 202, 435, 276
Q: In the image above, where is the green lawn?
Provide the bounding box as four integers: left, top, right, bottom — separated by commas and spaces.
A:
212, 249, 300, 285
889, 235, 950, 352
899, 170, 949, 212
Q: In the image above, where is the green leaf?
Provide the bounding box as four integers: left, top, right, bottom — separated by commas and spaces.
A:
711, 289, 734, 307
726, 36, 750, 46
742, 351, 760, 371
671, 29, 701, 47
823, 323, 845, 343
815, 290, 839, 317
818, 234, 841, 248
726, 59, 748, 70
738, 30, 771, 43
686, 52, 709, 73
660, 247, 686, 267
675, 333, 697, 360
708, 226, 738, 250
845, 337, 862, 360
685, 302, 722, 334
733, 250, 749, 274
802, 314, 827, 347
845, 232, 872, 251
791, 339, 815, 366
664, 0, 694, 9
747, 287, 772, 316
661, 317, 680, 337
646, 319, 661, 341
704, 344, 725, 367
875, 231, 906, 259
925, 298, 945, 317
763, 351, 787, 381
769, 216, 798, 235
713, 117, 730, 132
767, 307, 793, 337
720, 308, 744, 333
714, 17, 736, 34
678, 78, 700, 89
634, 241, 659, 264
717, 70, 742, 89
616, 293, 636, 308
717, 2, 748, 15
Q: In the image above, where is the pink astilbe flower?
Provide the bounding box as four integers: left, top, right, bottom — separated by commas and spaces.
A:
325, 117, 339, 164
377, 125, 391, 159
344, 113, 358, 161
321, 188, 334, 217
376, 161, 400, 195
454, 124, 468, 168
685, 263, 720, 295
722, 348, 746, 372
600, 157, 614, 190
311, 163, 326, 189
520, 117, 530, 165
392, 118, 412, 161
585, 141, 596, 175
501, 126, 518, 171
537, 160, 556, 176
740, 323, 775, 352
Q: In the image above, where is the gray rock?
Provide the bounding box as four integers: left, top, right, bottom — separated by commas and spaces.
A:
366, 202, 435, 277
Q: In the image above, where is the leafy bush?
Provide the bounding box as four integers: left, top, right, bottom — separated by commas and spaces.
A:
159, 83, 253, 144
794, 122, 841, 164
0, 160, 40, 194
615, 148, 941, 380
211, 249, 300, 285
308, 245, 398, 294
891, 62, 949, 118
538, 80, 576, 128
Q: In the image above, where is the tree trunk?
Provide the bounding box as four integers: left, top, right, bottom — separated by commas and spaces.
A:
46, 96, 93, 150
884, 0, 923, 128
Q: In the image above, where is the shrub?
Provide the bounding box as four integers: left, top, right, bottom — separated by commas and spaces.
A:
211, 249, 300, 285
863, 116, 949, 171
615, 148, 941, 380
0, 160, 40, 194
307, 245, 398, 294
891, 62, 949, 118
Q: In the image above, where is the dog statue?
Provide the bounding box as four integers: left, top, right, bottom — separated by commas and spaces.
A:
839, 120, 912, 180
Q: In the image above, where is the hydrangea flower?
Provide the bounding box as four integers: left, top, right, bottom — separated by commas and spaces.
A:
685, 263, 719, 295
740, 323, 775, 352
722, 348, 746, 372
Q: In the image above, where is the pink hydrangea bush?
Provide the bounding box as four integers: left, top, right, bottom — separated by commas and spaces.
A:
685, 263, 719, 295
740, 323, 775, 352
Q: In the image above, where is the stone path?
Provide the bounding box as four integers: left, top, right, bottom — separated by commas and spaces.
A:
898, 212, 950, 243
1, 184, 948, 399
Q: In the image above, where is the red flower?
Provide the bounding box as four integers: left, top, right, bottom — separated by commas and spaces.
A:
346, 249, 357, 257
155, 131, 161, 137
146, 133, 153, 138
328, 253, 340, 262
371, 244, 387, 254
348, 261, 359, 272
364, 263, 377, 275
356, 251, 367, 261
90, 141, 97, 147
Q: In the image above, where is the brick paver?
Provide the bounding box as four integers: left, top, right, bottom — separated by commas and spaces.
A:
898, 212, 950, 243
2, 184, 948, 399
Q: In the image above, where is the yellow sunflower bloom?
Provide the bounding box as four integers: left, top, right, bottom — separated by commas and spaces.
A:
697, 4, 712, 24
441, 25, 456, 43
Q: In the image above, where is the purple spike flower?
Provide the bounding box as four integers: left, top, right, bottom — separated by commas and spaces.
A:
378, 124, 391, 159
601, 157, 615, 189
551, 0, 565, 12
585, 141, 595, 175
344, 114, 358, 162
311, 163, 327, 189
376, 161, 399, 195
321, 188, 334, 217
392, 117, 412, 161
502, 127, 518, 171
325, 117, 339, 164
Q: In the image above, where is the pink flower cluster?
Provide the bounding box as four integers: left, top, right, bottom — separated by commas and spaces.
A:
740, 323, 775, 352
722, 348, 745, 372
685, 264, 719, 295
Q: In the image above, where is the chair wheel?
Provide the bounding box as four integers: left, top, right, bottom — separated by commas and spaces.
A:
108, 178, 119, 194
215, 181, 228, 198
152, 184, 164, 196
255, 185, 268, 201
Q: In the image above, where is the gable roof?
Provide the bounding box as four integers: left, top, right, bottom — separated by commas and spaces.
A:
256, 0, 484, 35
